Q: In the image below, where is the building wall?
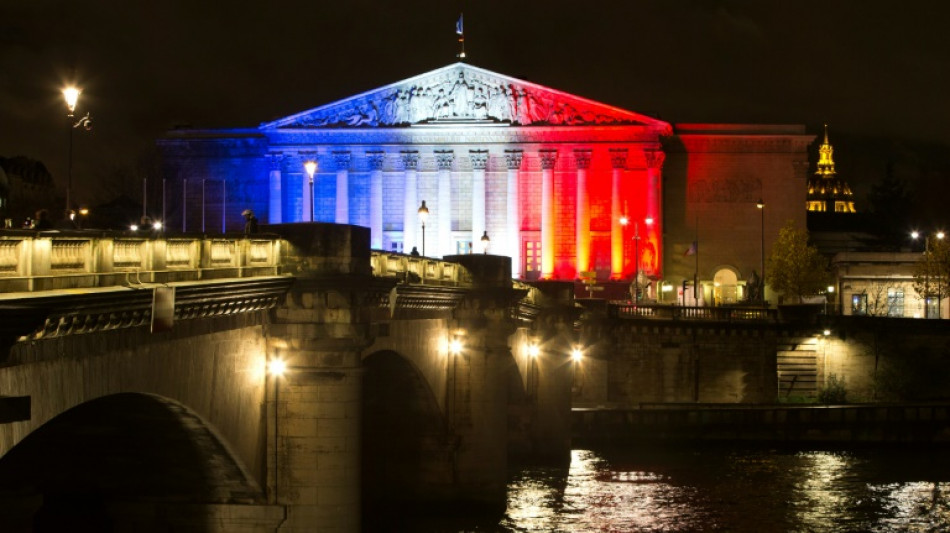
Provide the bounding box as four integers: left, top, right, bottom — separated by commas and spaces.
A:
663, 124, 813, 305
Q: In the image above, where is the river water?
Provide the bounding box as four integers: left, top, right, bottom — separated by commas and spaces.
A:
378, 446, 950, 532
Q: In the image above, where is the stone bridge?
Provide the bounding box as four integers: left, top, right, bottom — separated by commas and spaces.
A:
0, 224, 578, 532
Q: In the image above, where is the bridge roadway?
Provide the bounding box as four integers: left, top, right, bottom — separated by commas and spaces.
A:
0, 224, 578, 532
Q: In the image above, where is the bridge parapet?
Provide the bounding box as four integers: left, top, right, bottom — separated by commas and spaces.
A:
371, 251, 473, 286
0, 230, 280, 292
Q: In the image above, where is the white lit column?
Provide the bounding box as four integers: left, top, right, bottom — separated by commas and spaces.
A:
505, 150, 523, 277
436, 150, 454, 257
470, 150, 489, 250
401, 151, 420, 251
644, 148, 666, 277
610, 149, 628, 279
333, 151, 351, 224
267, 153, 283, 223
367, 151, 384, 250
539, 150, 558, 279
574, 150, 592, 275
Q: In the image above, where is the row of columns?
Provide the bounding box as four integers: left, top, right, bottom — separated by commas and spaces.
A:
266, 147, 665, 280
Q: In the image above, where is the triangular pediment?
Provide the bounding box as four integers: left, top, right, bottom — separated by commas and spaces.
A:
262, 63, 669, 131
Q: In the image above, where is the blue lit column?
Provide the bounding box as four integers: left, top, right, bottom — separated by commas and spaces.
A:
367, 151, 385, 250
267, 153, 283, 224
436, 150, 454, 257
333, 151, 350, 224
470, 150, 488, 252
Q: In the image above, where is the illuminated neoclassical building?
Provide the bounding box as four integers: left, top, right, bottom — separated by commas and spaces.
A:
159, 63, 813, 301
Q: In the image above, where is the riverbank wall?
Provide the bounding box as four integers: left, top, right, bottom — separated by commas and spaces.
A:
572, 404, 950, 446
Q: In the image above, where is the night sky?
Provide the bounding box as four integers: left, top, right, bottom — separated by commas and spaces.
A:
3, 0, 950, 212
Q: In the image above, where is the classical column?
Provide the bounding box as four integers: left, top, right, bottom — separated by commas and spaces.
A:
267, 153, 283, 224
505, 150, 523, 277
609, 149, 628, 279
333, 151, 351, 224
367, 151, 385, 250
436, 150, 454, 257
574, 150, 592, 276
470, 150, 489, 251
401, 151, 420, 252
539, 150, 558, 279
644, 149, 666, 277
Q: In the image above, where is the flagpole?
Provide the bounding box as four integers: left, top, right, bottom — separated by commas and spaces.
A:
456, 13, 466, 59
693, 214, 699, 302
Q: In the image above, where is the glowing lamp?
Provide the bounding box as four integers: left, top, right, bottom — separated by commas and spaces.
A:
480, 231, 490, 254
571, 347, 583, 363
304, 161, 317, 180
130, 224, 139, 231
527, 344, 540, 358
152, 221, 163, 231
62, 86, 81, 116
267, 358, 287, 377
448, 336, 463, 356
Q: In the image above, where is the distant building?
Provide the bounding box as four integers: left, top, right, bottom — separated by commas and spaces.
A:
806, 126, 856, 213
0, 156, 56, 224
831, 251, 944, 319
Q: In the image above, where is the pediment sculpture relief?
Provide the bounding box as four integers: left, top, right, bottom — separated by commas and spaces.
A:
282, 67, 640, 128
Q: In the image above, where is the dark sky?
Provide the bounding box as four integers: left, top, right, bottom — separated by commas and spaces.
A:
3, 0, 950, 210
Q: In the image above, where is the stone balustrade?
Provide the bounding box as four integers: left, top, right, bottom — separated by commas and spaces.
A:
370, 251, 473, 286
609, 302, 777, 322
0, 231, 281, 293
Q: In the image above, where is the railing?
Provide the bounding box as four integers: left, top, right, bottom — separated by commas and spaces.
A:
609, 302, 777, 322
0, 231, 281, 293
370, 251, 473, 286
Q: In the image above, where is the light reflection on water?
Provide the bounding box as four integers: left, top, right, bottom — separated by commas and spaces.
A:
496, 448, 950, 533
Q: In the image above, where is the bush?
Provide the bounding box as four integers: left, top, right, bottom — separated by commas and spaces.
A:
818, 374, 848, 404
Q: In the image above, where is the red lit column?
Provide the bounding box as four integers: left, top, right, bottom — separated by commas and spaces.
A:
644, 149, 666, 277
268, 153, 283, 223
609, 149, 628, 279
401, 151, 420, 252
367, 151, 384, 250
539, 150, 558, 279
436, 150, 454, 257
470, 150, 489, 251
333, 151, 350, 224
505, 150, 523, 277
574, 150, 592, 276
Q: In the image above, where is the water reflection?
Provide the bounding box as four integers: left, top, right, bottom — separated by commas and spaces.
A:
497, 448, 950, 533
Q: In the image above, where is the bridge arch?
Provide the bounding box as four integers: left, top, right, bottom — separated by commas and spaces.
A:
361, 349, 451, 512
0, 392, 263, 532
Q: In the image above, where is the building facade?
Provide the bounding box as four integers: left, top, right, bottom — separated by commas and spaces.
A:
158, 63, 813, 298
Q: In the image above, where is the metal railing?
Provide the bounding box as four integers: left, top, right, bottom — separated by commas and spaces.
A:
0, 231, 281, 293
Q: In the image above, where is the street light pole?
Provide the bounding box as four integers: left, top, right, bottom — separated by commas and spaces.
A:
417, 200, 429, 256
913, 231, 945, 319
634, 222, 640, 304
756, 200, 765, 304
304, 161, 317, 222
62, 86, 80, 216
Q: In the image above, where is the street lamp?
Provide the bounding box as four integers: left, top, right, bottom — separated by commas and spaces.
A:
480, 231, 490, 254
303, 161, 317, 222
417, 200, 429, 256
632, 218, 653, 304
756, 200, 765, 304
62, 86, 87, 217
911, 230, 945, 319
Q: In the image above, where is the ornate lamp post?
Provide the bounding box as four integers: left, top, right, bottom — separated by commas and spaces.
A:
303, 161, 317, 222
480, 231, 490, 254
62, 86, 92, 217
756, 200, 765, 303
417, 200, 429, 256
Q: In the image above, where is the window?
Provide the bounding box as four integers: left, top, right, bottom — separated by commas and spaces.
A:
456, 240, 472, 255
926, 297, 940, 319
851, 293, 867, 316
523, 241, 540, 280
390, 241, 404, 254
886, 288, 904, 317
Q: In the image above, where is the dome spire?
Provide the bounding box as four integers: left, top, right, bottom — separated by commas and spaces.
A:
816, 123, 835, 177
